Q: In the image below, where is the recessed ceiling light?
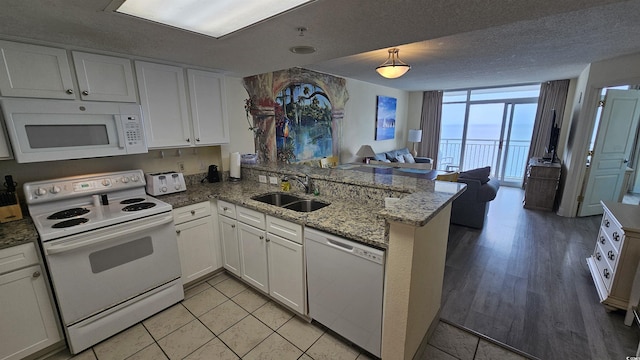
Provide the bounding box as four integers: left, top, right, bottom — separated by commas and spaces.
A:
290, 46, 316, 54
116, 0, 315, 38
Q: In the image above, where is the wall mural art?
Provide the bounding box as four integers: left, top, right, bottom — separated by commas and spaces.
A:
375, 95, 397, 141
243, 68, 349, 164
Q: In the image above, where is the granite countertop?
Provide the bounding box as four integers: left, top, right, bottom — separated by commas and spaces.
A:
0, 218, 38, 250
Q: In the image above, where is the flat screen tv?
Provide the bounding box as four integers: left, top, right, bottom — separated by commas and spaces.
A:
543, 109, 560, 162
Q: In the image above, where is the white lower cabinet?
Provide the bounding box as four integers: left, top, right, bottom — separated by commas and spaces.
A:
218, 201, 241, 277
216, 201, 306, 315
173, 202, 221, 285
267, 232, 305, 314
238, 222, 269, 293
0, 243, 62, 360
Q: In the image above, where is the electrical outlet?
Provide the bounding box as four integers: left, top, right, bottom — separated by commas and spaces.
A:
199, 161, 207, 171
269, 176, 278, 185
258, 175, 267, 183
177, 162, 185, 172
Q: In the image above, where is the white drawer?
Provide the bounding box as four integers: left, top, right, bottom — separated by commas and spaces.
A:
593, 242, 614, 291
217, 200, 237, 219
267, 215, 303, 244
173, 201, 211, 224
601, 211, 624, 251
0, 242, 39, 274
597, 228, 620, 271
237, 205, 266, 230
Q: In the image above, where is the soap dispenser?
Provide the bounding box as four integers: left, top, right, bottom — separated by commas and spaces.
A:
280, 176, 290, 191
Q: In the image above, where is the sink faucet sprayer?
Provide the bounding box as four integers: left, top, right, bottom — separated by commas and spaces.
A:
291, 174, 312, 194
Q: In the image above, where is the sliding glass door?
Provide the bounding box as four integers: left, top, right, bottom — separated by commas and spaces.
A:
439, 85, 539, 186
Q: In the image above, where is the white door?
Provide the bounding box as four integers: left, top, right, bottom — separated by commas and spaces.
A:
267, 233, 305, 314
238, 222, 269, 293
135, 61, 191, 148
578, 89, 640, 216
187, 69, 229, 145
0, 265, 62, 360
0, 40, 76, 99
219, 215, 241, 276
72, 52, 137, 102
176, 216, 216, 285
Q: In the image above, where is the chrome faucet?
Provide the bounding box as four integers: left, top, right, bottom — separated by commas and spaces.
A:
291, 174, 312, 194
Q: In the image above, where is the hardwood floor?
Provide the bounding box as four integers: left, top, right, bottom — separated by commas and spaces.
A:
441, 186, 640, 360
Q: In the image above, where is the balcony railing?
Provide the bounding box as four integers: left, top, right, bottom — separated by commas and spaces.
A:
438, 138, 530, 183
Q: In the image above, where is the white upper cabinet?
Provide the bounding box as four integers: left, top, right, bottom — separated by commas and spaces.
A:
72, 51, 137, 102
135, 61, 192, 148
0, 40, 76, 99
187, 69, 229, 145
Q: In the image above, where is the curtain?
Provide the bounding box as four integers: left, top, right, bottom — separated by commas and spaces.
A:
418, 91, 443, 166
523, 79, 570, 186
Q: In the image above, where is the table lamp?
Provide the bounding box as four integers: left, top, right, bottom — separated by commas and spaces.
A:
408, 129, 422, 157
356, 145, 376, 164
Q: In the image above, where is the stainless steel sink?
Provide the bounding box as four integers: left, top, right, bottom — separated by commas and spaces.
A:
282, 199, 330, 212
251, 192, 304, 206
251, 192, 330, 212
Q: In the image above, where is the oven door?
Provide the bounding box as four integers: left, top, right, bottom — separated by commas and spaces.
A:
42, 212, 180, 325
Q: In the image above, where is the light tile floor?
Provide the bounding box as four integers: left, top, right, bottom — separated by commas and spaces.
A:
47, 272, 534, 360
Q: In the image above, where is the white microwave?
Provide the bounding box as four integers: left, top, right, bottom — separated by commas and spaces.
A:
1, 99, 147, 163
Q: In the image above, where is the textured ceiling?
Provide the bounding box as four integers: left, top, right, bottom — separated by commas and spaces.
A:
1, 0, 640, 91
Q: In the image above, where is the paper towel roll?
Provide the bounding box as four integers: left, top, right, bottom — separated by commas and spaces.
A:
230, 152, 241, 179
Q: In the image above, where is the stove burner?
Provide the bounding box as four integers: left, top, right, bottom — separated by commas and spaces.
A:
52, 218, 89, 228
47, 208, 90, 220
122, 202, 156, 212
120, 198, 146, 205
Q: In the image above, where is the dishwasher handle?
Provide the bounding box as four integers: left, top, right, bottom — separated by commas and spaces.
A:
327, 239, 354, 251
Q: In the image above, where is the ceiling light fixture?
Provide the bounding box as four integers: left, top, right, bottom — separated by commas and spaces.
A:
375, 48, 411, 79
115, 0, 315, 38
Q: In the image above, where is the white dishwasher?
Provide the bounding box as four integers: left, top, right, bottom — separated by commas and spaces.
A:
305, 228, 385, 357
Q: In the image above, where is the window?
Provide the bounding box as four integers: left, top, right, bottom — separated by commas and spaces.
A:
440, 84, 540, 186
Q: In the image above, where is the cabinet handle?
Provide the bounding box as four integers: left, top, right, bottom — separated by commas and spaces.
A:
603, 268, 610, 279
223, 207, 228, 211
599, 236, 606, 244
596, 252, 602, 261
196, 138, 200, 142
613, 232, 620, 241
604, 219, 610, 227
186, 138, 190, 143
265, 238, 270, 242
607, 250, 615, 261
191, 210, 196, 215
82, 90, 89, 95
32, 271, 41, 278
66, 89, 74, 94
259, 236, 264, 240
231, 224, 235, 228
176, 230, 181, 234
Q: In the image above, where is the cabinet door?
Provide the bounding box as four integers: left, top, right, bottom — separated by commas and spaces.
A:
219, 215, 241, 277
0, 40, 75, 99
0, 123, 11, 160
176, 216, 217, 285
267, 233, 305, 314
0, 265, 62, 360
72, 52, 137, 102
238, 222, 269, 293
135, 61, 191, 148
187, 69, 229, 145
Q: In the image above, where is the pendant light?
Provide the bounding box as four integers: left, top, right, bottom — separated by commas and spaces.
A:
375, 48, 411, 79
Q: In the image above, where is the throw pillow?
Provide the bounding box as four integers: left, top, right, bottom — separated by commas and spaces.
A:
395, 155, 406, 163
436, 172, 459, 182
459, 166, 491, 184
403, 153, 416, 163
374, 153, 387, 161
384, 151, 398, 161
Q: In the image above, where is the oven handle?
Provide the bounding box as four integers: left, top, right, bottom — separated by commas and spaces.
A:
114, 115, 125, 149
45, 214, 174, 255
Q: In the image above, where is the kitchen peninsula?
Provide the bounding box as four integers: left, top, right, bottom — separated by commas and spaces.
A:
163, 163, 465, 360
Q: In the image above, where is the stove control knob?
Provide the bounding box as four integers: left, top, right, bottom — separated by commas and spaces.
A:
131, 175, 141, 182
175, 184, 181, 190
102, 179, 111, 187
121, 176, 130, 183
161, 186, 167, 193
35, 187, 47, 196
50, 186, 61, 194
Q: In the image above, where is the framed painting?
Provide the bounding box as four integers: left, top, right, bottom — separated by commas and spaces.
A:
375, 95, 396, 140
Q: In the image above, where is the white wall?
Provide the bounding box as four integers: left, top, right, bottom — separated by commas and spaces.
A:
341, 78, 411, 163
